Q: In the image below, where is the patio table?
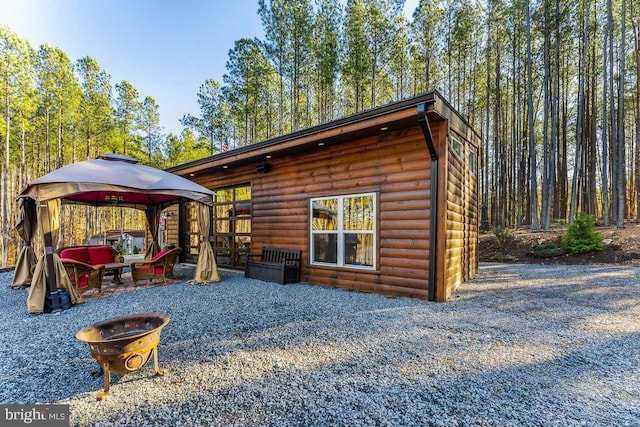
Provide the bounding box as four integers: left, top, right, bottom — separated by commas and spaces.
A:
103, 262, 127, 285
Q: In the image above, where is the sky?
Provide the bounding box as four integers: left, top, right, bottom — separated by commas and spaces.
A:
0, 0, 419, 136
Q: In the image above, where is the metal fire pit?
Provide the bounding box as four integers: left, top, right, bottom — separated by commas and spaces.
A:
76, 312, 170, 400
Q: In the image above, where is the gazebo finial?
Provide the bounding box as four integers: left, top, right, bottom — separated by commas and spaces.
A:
98, 153, 139, 164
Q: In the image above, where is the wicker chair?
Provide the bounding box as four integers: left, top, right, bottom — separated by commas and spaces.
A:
61, 259, 106, 296
130, 247, 181, 286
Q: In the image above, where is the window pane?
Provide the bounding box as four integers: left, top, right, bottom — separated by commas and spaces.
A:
189, 234, 200, 254
313, 233, 337, 263
235, 219, 251, 233
344, 233, 374, 267
312, 199, 338, 230
450, 136, 463, 158
215, 204, 232, 219
235, 186, 251, 201
344, 195, 374, 230
469, 150, 477, 174
186, 219, 199, 233
233, 202, 251, 217
215, 188, 234, 203
216, 219, 230, 233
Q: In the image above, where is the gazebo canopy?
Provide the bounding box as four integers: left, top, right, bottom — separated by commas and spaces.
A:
19, 153, 213, 208
16, 154, 218, 314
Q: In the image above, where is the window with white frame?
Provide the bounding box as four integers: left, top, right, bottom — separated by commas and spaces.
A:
310, 193, 376, 269
450, 136, 463, 159
468, 148, 477, 174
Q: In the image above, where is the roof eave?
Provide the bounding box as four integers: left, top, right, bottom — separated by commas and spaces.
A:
168, 92, 445, 176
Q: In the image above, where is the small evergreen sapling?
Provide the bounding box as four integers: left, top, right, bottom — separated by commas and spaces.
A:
561, 213, 606, 254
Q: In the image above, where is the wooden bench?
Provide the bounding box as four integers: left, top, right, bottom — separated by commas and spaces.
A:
245, 247, 301, 284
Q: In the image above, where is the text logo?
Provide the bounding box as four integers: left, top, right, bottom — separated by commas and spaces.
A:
1, 405, 69, 426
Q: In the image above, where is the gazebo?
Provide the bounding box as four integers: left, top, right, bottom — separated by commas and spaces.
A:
14, 154, 219, 313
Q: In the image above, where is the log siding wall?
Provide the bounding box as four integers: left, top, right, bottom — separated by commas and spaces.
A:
191, 126, 437, 299
169, 93, 482, 301
441, 127, 480, 301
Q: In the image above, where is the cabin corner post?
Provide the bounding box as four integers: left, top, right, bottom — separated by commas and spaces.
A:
417, 102, 438, 301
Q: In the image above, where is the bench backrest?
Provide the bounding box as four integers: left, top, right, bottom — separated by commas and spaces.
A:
58, 245, 117, 265
261, 248, 301, 265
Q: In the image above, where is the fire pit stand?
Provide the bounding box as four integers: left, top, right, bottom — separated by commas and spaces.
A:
76, 312, 170, 400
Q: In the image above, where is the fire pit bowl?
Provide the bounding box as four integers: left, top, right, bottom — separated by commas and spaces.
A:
76, 312, 170, 400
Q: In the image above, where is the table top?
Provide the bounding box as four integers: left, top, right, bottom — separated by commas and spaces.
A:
103, 262, 127, 269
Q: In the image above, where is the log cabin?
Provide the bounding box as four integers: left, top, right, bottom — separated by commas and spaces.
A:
166, 91, 482, 301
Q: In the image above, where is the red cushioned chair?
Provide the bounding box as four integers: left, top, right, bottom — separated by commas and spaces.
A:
61, 259, 105, 296
130, 247, 181, 286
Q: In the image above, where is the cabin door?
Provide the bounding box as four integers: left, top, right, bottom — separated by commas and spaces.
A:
212, 184, 252, 269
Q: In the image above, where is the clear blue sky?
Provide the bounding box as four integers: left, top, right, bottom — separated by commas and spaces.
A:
0, 0, 418, 136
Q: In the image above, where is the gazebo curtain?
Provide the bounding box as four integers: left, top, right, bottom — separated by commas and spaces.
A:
11, 198, 37, 288
144, 205, 162, 260
27, 199, 79, 313
193, 202, 219, 283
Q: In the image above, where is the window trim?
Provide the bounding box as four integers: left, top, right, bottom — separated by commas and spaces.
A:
450, 136, 463, 159
309, 192, 377, 270
468, 147, 477, 174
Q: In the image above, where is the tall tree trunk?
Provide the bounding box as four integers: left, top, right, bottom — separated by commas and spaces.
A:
588, 47, 597, 216
279, 52, 285, 134
556, 65, 568, 221
608, 0, 618, 222
59, 111, 66, 245
2, 92, 10, 267
617, 0, 626, 228
602, 13, 610, 225
58, 106, 63, 169
20, 117, 26, 189
526, 0, 540, 230
548, 0, 559, 226
483, 9, 491, 228
495, 45, 506, 226
45, 110, 51, 173
542, 0, 551, 229
570, 0, 589, 223
634, 5, 640, 221
512, 30, 521, 226
371, 40, 377, 108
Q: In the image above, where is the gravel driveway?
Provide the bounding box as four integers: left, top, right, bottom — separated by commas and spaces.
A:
0, 263, 638, 426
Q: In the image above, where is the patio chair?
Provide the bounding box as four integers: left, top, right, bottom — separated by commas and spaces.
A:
61, 259, 106, 296
130, 247, 181, 286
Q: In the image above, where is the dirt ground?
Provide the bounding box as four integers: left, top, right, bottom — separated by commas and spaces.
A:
479, 222, 640, 265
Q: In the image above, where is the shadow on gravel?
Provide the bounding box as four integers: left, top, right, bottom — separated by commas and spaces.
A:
464, 263, 640, 316
1, 264, 638, 426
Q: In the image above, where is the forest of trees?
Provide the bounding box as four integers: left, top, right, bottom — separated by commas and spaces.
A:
1, 0, 639, 267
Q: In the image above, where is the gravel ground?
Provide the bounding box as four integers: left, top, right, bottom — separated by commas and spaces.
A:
0, 263, 639, 426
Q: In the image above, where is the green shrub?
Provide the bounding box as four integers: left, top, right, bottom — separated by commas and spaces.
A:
530, 240, 566, 258
561, 213, 606, 254
113, 242, 126, 255
493, 226, 515, 251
